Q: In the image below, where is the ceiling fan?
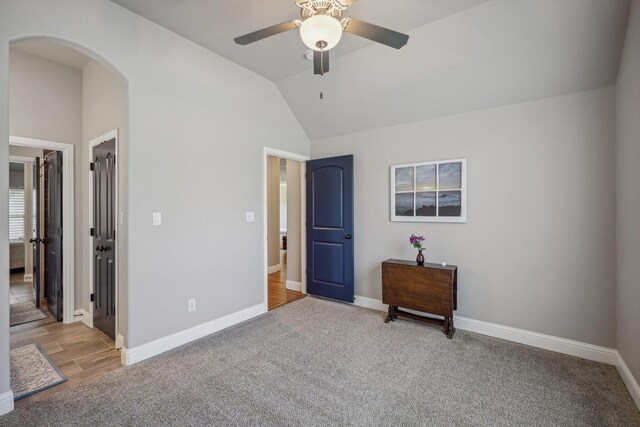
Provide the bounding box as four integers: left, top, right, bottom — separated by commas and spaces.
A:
234, 0, 409, 76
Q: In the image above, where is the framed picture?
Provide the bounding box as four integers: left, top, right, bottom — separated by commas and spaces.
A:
390, 159, 467, 223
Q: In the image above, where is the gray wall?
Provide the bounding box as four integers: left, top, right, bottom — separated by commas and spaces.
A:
9, 48, 83, 308
9, 146, 44, 159
82, 59, 129, 340
8, 165, 23, 188
0, 1, 310, 401
312, 87, 616, 348
267, 156, 281, 269
286, 160, 302, 284
0, 37, 8, 401
616, 0, 640, 382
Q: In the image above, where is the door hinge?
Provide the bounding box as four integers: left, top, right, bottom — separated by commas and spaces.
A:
89, 162, 95, 171
90, 293, 95, 302
90, 227, 95, 236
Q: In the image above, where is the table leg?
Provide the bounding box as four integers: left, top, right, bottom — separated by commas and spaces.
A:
384, 305, 394, 323
445, 317, 455, 339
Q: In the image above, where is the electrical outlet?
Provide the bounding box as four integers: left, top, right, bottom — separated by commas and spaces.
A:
188, 299, 196, 312
153, 212, 162, 226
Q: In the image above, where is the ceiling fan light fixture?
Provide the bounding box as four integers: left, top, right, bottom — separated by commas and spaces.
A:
300, 15, 343, 51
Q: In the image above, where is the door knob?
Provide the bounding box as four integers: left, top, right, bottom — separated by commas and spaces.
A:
344, 234, 353, 240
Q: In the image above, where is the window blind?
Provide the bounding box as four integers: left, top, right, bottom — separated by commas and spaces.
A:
9, 188, 25, 241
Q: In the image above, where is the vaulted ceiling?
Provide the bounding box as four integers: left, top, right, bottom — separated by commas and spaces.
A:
111, 0, 631, 140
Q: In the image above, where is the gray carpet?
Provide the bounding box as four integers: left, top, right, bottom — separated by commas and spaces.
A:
1, 297, 638, 426
9, 302, 47, 326
10, 344, 67, 400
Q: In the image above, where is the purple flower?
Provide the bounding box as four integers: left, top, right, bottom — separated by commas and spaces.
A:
409, 234, 425, 250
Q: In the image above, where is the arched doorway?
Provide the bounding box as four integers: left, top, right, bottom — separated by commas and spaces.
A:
6, 36, 129, 406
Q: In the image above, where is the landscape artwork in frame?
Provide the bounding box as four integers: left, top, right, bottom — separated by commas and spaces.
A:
390, 159, 467, 223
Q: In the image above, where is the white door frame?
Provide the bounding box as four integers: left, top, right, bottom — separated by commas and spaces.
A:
9, 136, 76, 324
87, 129, 119, 345
263, 147, 309, 311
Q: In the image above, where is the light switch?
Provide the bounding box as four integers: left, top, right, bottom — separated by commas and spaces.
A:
246, 211, 255, 223
120, 212, 124, 226
153, 212, 162, 226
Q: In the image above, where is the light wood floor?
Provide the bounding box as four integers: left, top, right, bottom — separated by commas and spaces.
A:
268, 253, 306, 310
9, 275, 122, 408
10, 272, 35, 305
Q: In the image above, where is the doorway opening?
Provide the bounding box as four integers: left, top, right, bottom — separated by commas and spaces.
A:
8, 157, 44, 324
6, 38, 127, 407
8, 140, 73, 327
264, 149, 309, 310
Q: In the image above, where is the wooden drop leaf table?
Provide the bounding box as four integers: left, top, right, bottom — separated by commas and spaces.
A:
381, 259, 458, 338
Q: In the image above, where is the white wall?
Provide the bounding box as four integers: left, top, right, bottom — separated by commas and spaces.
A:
0, 0, 310, 401
616, 0, 640, 383
9, 48, 83, 307
312, 87, 616, 348
82, 59, 128, 337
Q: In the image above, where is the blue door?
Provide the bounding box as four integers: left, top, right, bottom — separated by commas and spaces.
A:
306, 155, 354, 303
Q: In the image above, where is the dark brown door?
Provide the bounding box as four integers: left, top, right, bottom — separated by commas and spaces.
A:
46, 152, 63, 321
92, 139, 116, 339
30, 158, 41, 308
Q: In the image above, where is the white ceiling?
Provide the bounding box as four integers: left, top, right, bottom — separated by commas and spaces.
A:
277, 0, 631, 139
109, 0, 490, 82
108, 0, 630, 140
13, 0, 619, 141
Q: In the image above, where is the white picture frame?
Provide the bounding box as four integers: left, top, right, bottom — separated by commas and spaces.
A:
390, 159, 467, 223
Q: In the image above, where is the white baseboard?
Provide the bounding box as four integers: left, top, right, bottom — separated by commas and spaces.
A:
352, 295, 616, 365
0, 391, 14, 416
116, 334, 124, 350
286, 280, 302, 292
268, 264, 281, 274
121, 303, 266, 366
615, 351, 640, 411
353, 295, 387, 312
75, 309, 93, 328
454, 316, 617, 365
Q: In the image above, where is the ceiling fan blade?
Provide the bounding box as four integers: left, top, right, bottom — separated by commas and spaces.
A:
313, 50, 330, 75
234, 21, 300, 46
343, 19, 409, 49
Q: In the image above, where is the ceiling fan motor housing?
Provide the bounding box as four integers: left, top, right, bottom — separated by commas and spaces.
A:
296, 0, 353, 20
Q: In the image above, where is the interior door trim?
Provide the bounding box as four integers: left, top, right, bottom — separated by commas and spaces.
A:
262, 147, 310, 311
10, 136, 76, 324
88, 129, 120, 347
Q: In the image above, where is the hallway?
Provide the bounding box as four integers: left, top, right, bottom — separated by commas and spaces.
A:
267, 254, 305, 310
